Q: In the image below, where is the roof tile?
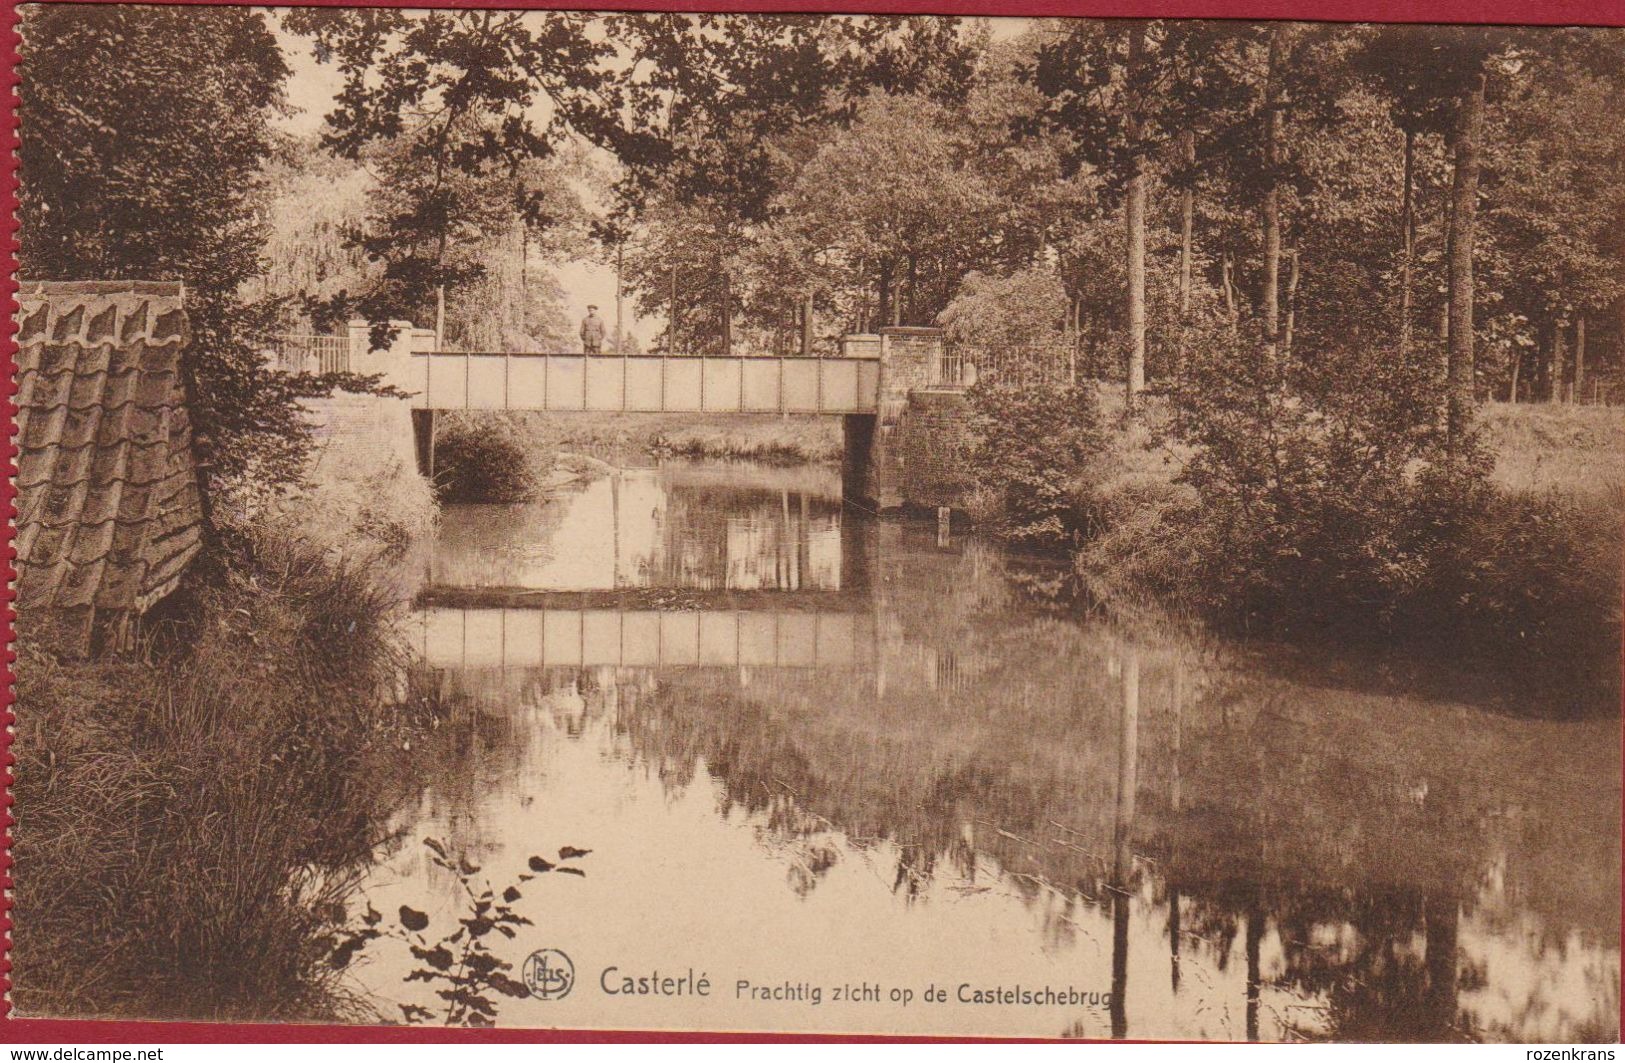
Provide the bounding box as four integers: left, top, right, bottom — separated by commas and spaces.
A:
21, 405, 67, 451
17, 303, 49, 343
51, 304, 84, 342
14, 281, 207, 655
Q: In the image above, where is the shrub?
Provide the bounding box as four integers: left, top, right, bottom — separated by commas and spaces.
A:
1401, 469, 1623, 679
1158, 324, 1454, 628
966, 380, 1104, 549
1138, 324, 1622, 675
11, 533, 420, 1021
433, 414, 540, 503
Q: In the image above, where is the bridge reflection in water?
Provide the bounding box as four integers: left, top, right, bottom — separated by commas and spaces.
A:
415, 607, 876, 671
378, 461, 1620, 1042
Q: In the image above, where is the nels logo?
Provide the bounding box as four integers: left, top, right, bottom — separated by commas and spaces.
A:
522, 948, 576, 1001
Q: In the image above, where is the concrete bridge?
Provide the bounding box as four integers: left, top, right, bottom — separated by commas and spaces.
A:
298, 322, 975, 511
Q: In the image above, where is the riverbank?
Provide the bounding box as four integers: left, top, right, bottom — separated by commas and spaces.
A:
1063, 388, 1624, 695
11, 401, 441, 1021
434, 411, 842, 502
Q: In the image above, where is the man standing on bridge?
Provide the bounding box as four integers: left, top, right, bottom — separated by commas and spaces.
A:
580, 304, 606, 355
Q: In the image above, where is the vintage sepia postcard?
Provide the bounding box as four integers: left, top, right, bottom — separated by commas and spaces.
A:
4, 0, 1622, 1046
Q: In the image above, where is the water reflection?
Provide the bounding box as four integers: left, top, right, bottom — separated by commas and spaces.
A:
356, 462, 1620, 1041
429, 463, 850, 594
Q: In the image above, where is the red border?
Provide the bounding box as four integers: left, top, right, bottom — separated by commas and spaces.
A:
3, 0, 1623, 1047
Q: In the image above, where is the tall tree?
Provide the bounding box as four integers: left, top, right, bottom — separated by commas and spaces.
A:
1123, 23, 1150, 412
1353, 25, 1523, 450
1480, 44, 1625, 403
289, 10, 979, 345
1260, 24, 1293, 372
284, 8, 624, 325
15, 5, 357, 500
773, 93, 999, 331
1025, 20, 1258, 406
1025, 20, 1160, 417
1444, 62, 1486, 449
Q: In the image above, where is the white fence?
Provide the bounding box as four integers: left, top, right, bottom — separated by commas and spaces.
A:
936, 344, 1080, 389
272, 334, 350, 374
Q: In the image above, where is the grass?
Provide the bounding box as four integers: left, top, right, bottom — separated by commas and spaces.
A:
1478, 400, 1625, 499
11, 424, 444, 1021
10, 533, 426, 1020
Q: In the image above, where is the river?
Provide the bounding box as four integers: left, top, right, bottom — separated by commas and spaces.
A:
347, 459, 1620, 1041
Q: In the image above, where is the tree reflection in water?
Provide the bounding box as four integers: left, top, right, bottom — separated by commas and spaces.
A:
600, 529, 1616, 1041
380, 470, 1618, 1041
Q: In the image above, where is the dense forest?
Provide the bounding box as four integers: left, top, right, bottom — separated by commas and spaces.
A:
23, 9, 1621, 470
261, 14, 1625, 413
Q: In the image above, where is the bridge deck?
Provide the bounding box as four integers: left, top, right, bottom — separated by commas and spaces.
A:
407, 352, 880, 414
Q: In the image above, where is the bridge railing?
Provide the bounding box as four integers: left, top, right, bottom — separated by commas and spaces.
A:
937, 343, 1080, 389
271, 334, 350, 374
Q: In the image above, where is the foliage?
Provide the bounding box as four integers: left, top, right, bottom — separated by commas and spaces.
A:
11, 533, 422, 1020
1478, 58, 1625, 397
1399, 467, 1622, 678
433, 414, 542, 503
285, 11, 981, 349
1142, 321, 1621, 673
776, 93, 1001, 328
330, 838, 589, 1027
939, 265, 1068, 353
967, 381, 1104, 548
16, 5, 386, 500
1163, 321, 1463, 628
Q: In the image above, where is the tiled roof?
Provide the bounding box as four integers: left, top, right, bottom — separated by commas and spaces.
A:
14, 280, 206, 654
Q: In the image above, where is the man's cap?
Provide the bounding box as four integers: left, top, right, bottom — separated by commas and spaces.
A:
587, 304, 598, 310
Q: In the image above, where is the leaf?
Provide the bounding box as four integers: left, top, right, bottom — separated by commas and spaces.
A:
558, 846, 592, 860
490, 973, 532, 998
361, 904, 382, 927
528, 855, 555, 872
459, 856, 480, 876
398, 1003, 435, 1024
555, 866, 587, 877
398, 905, 430, 932
502, 885, 522, 903
466, 952, 502, 976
